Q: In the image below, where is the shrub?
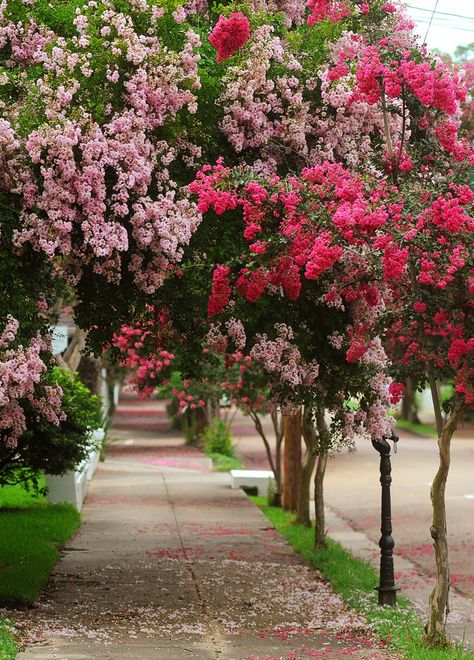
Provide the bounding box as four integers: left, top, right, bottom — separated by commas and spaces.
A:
0, 367, 102, 493
202, 418, 234, 457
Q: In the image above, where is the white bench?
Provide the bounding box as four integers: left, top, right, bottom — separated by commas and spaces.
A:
230, 469, 275, 497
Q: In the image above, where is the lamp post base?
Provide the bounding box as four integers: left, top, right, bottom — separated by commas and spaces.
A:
376, 585, 399, 606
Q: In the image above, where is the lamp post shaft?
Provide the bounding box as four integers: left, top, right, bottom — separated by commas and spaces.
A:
372, 434, 398, 606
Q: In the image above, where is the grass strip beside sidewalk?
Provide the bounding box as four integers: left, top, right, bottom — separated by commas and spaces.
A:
251, 497, 472, 660
0, 616, 17, 660
396, 419, 438, 438
0, 481, 80, 658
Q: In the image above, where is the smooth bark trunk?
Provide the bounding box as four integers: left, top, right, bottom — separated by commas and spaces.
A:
314, 452, 328, 548
207, 397, 220, 423
425, 402, 464, 647
57, 327, 86, 373
282, 410, 302, 512
298, 450, 316, 526
297, 407, 317, 526
400, 376, 420, 423
271, 411, 284, 506
314, 408, 329, 548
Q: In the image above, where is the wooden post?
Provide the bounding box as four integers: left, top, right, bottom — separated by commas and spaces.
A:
282, 409, 302, 512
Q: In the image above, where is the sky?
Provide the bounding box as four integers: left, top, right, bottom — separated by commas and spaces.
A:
404, 0, 474, 56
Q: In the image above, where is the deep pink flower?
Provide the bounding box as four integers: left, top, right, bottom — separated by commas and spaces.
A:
389, 381, 405, 404
413, 301, 426, 314
208, 264, 232, 316
209, 12, 250, 63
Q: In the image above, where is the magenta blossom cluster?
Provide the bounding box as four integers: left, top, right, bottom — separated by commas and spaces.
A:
112, 308, 174, 396
209, 12, 250, 63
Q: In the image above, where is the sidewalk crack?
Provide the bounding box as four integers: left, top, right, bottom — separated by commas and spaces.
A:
161, 473, 226, 658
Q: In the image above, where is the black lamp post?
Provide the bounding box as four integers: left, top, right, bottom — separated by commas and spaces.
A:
371, 430, 399, 606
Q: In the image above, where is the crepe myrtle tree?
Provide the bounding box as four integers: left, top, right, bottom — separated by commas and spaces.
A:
190, 125, 473, 648
382, 185, 473, 646
190, 160, 401, 547
110, 304, 239, 438
207, 322, 286, 504
111, 301, 285, 483
0, 0, 254, 441
0, 0, 203, 443
307, 4, 473, 645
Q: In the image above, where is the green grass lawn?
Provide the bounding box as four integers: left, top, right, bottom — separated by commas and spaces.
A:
0, 479, 81, 659
251, 497, 473, 660
396, 419, 438, 438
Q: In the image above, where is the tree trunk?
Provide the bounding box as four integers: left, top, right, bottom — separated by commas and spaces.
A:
298, 449, 316, 526
56, 327, 86, 373
272, 411, 284, 506
401, 376, 420, 423
77, 355, 102, 394
207, 397, 220, 423
282, 409, 302, 512
297, 407, 317, 526
314, 452, 328, 548
425, 402, 464, 647
314, 408, 329, 549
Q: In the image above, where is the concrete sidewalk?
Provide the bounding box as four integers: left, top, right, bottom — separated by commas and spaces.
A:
14, 397, 393, 659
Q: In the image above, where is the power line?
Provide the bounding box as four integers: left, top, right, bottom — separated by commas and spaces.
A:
413, 15, 474, 28
408, 5, 474, 21
411, 11, 474, 23
414, 20, 474, 32
424, 0, 440, 42
413, 18, 474, 33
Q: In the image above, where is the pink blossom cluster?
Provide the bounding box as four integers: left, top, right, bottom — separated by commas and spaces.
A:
190, 159, 391, 310
2, 0, 203, 293
0, 317, 63, 446
361, 338, 395, 440
250, 324, 320, 389
225, 318, 247, 350
309, 9, 472, 174
448, 339, 474, 404
217, 25, 311, 158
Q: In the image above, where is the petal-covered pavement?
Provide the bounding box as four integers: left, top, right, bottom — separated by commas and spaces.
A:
12, 395, 395, 659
